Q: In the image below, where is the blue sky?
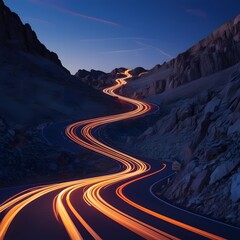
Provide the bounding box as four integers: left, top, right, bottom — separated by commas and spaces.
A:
4, 0, 240, 74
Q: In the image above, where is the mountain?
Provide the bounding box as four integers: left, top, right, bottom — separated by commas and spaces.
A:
77, 14, 240, 226
0, 0, 66, 70
75, 69, 108, 88
117, 15, 240, 226
75, 67, 127, 89
121, 15, 240, 99
0, 0, 120, 186
0, 0, 117, 127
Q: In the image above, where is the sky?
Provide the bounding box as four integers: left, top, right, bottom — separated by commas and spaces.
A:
4, 0, 240, 74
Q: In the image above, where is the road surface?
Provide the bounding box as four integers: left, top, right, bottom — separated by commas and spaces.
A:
0, 70, 239, 240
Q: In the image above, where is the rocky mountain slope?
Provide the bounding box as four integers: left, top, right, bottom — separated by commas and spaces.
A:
82, 14, 240, 226
0, 0, 119, 186
0, 117, 116, 186
115, 15, 240, 226
0, 0, 118, 127
75, 67, 128, 90
121, 15, 240, 99
0, 0, 65, 70
126, 62, 240, 225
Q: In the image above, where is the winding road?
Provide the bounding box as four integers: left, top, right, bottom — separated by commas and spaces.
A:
0, 70, 239, 240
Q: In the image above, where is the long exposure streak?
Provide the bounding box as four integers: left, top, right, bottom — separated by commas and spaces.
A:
0, 70, 224, 240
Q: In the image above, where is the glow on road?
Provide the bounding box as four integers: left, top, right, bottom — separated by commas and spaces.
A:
0, 70, 224, 240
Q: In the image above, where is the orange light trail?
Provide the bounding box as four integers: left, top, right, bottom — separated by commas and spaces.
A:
0, 70, 225, 240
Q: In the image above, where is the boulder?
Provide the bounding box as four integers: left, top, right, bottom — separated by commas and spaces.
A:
177, 104, 193, 121
205, 142, 228, 160
165, 173, 192, 199
210, 158, 240, 184
203, 97, 221, 116
159, 108, 178, 133
190, 170, 209, 193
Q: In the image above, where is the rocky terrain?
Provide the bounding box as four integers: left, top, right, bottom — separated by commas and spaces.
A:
75, 67, 138, 90
0, 0, 118, 127
115, 15, 240, 226
0, 0, 119, 186
1, 0, 239, 227
87, 15, 240, 226
76, 66, 147, 90
120, 15, 240, 99
125, 63, 240, 225
0, 0, 65, 70
0, 116, 116, 187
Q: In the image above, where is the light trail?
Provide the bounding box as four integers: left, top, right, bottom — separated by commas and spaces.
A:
0, 70, 225, 240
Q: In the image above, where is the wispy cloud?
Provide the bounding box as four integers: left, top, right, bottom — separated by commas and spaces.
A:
57, 7, 121, 27
28, 0, 121, 27
185, 8, 207, 18
136, 41, 173, 59
103, 48, 146, 54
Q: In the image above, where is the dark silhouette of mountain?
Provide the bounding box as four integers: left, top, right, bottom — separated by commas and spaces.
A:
76, 69, 106, 79
0, 0, 119, 186
0, 0, 117, 127
0, 0, 67, 70
75, 67, 127, 89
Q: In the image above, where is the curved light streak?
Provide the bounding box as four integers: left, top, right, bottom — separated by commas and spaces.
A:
0, 70, 224, 240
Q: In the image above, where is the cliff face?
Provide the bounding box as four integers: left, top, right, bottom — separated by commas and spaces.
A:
0, 0, 66, 70
122, 15, 240, 99
169, 15, 240, 87
125, 63, 240, 226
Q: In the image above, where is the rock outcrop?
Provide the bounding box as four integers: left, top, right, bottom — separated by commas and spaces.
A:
0, 0, 67, 71
124, 64, 240, 226
0, 116, 116, 186
169, 15, 240, 87
122, 15, 240, 99
75, 69, 108, 88
75, 67, 127, 89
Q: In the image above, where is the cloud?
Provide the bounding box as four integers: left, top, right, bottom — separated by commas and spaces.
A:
57, 7, 121, 27
135, 41, 173, 59
28, 0, 121, 27
185, 8, 207, 18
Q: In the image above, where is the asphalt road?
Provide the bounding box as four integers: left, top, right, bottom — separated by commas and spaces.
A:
0, 70, 239, 240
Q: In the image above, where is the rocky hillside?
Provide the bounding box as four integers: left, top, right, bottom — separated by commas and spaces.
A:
75, 69, 108, 89
124, 61, 240, 225
89, 14, 240, 226
75, 67, 147, 90
0, 116, 116, 187
0, 0, 66, 70
0, 1, 120, 186
121, 14, 240, 99
75, 67, 130, 89
0, 0, 119, 127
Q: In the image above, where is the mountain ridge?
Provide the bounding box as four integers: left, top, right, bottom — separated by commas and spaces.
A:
0, 0, 68, 72
119, 14, 240, 99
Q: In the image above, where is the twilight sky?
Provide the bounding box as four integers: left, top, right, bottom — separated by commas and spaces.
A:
4, 0, 240, 74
